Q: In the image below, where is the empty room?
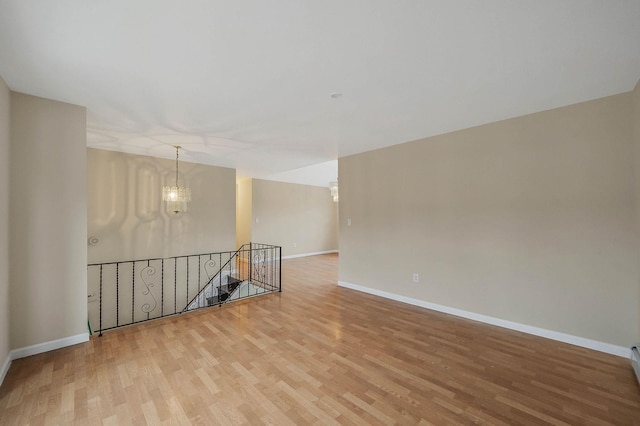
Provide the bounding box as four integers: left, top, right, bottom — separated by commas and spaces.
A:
1, 1, 640, 424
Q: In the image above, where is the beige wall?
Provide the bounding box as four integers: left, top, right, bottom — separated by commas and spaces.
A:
251, 179, 338, 256
10, 93, 87, 349
633, 79, 640, 337
0, 77, 10, 370
87, 148, 236, 263
339, 93, 639, 347
236, 178, 253, 247
634, 79, 640, 243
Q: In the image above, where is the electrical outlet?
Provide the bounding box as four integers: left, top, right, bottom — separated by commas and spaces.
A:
412, 273, 419, 283
293, 243, 297, 248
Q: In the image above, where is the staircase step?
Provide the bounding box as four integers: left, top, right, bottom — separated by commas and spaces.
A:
227, 276, 242, 285
207, 291, 231, 305
205, 277, 244, 306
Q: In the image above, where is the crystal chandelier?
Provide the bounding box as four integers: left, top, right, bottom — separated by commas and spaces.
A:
162, 146, 191, 213
329, 180, 339, 203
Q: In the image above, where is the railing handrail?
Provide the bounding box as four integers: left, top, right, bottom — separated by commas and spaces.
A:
88, 249, 241, 267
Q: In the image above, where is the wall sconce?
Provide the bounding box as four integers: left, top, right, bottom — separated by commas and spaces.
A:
329, 180, 339, 203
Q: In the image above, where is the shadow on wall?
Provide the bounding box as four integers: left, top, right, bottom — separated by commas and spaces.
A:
87, 149, 236, 264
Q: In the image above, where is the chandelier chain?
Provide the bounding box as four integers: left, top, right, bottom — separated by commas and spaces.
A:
162, 145, 191, 214
175, 146, 179, 187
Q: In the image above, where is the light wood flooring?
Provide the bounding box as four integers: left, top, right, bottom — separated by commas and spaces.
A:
1, 253, 639, 424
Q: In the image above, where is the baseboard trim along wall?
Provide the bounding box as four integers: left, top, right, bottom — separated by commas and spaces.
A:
338, 281, 629, 358
0, 353, 10, 387
1, 333, 90, 387
282, 250, 338, 260
10, 333, 90, 363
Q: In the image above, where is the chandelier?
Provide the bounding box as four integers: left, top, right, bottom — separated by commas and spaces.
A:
162, 146, 191, 213
329, 180, 339, 203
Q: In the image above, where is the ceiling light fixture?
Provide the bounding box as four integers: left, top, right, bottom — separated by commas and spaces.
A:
329, 180, 339, 203
162, 146, 191, 214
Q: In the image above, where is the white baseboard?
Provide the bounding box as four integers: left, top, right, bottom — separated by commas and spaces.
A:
0, 333, 90, 387
0, 352, 10, 387
282, 250, 338, 260
10, 333, 90, 361
338, 281, 629, 358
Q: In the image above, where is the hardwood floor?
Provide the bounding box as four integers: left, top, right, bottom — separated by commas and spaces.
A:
1, 253, 639, 424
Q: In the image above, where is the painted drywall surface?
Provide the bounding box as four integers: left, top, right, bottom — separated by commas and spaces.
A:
10, 93, 87, 349
251, 179, 338, 256
339, 92, 638, 347
0, 77, 10, 370
87, 148, 236, 263
236, 178, 253, 247
635, 80, 640, 229
633, 78, 640, 339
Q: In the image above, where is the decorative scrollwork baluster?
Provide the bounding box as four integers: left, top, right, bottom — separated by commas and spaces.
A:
252, 250, 266, 283
202, 259, 218, 307
204, 259, 217, 281
140, 265, 158, 317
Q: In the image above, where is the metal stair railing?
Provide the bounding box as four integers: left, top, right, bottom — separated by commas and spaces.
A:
87, 243, 282, 336
183, 243, 282, 312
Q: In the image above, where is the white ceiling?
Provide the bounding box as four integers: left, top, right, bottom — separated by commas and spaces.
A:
1, 1, 639, 186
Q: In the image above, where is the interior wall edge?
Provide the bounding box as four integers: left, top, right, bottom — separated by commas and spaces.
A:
0, 353, 10, 388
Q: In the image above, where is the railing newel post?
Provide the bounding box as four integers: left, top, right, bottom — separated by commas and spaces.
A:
99, 264, 103, 337
132, 262, 136, 325
161, 259, 164, 317
198, 256, 201, 308
279, 246, 282, 292
186, 257, 189, 309
116, 263, 120, 327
